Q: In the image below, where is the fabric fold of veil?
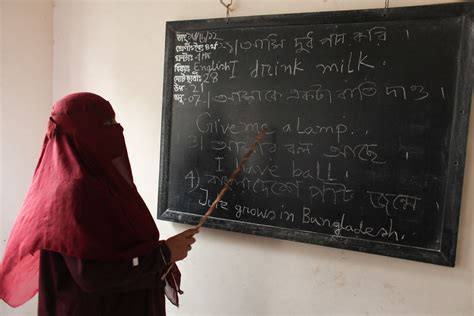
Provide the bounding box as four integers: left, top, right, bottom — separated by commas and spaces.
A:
0, 92, 181, 307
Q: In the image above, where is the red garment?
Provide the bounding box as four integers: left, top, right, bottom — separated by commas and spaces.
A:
0, 92, 181, 308
38, 248, 169, 316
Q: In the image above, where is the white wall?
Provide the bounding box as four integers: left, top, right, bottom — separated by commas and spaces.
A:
1, 0, 473, 315
1, 1, 53, 315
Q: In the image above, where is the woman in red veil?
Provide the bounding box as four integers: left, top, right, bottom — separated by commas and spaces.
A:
0, 92, 197, 315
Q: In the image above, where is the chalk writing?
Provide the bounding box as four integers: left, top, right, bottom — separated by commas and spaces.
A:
315, 51, 375, 74
195, 82, 435, 107
302, 207, 405, 241
293, 118, 348, 143
323, 143, 386, 165
367, 191, 421, 216
250, 58, 304, 78
295, 31, 314, 53
235, 203, 277, 220
177, 31, 223, 44
309, 182, 354, 204
198, 188, 229, 210
223, 34, 286, 55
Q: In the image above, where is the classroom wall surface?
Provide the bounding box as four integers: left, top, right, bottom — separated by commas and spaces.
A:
1, 1, 472, 315
1, 1, 53, 315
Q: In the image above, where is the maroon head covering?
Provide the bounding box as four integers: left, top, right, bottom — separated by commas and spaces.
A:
0, 92, 180, 307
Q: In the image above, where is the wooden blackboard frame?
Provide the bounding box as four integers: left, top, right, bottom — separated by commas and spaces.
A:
158, 3, 474, 266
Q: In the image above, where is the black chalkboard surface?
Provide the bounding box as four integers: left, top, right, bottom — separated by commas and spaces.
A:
158, 3, 473, 266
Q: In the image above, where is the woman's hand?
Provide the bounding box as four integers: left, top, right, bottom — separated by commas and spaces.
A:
165, 228, 199, 263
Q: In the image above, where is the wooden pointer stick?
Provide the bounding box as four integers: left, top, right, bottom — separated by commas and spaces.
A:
161, 127, 268, 280
196, 127, 268, 227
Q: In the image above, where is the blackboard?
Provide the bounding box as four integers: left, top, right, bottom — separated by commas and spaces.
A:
158, 3, 474, 266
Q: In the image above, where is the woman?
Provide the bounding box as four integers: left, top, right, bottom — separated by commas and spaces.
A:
0, 92, 197, 315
